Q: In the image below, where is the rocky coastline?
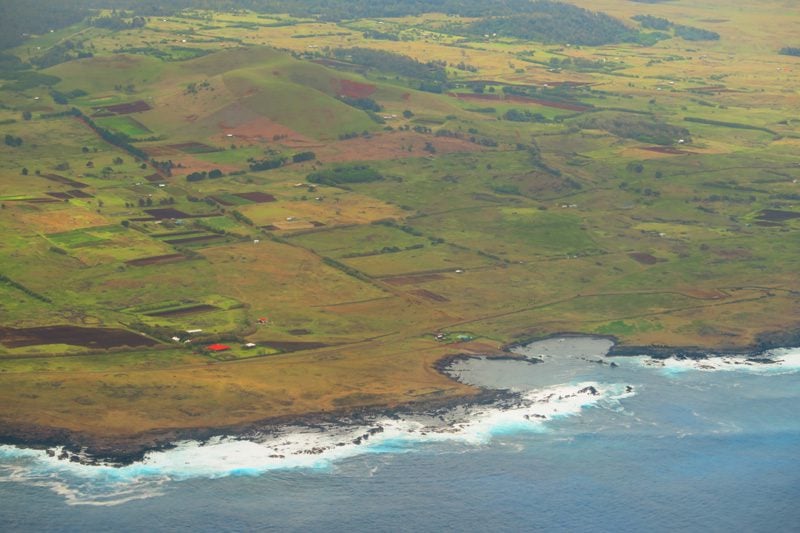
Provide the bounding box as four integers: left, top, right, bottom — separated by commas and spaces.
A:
2, 329, 798, 467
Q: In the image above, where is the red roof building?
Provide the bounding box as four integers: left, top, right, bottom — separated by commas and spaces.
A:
207, 343, 231, 352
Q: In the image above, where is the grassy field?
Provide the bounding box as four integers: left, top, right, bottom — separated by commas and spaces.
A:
0, 0, 798, 450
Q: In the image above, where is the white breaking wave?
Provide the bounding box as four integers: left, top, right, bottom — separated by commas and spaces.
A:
0, 381, 633, 506
622, 346, 800, 375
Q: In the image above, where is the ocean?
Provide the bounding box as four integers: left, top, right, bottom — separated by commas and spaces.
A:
1, 337, 799, 532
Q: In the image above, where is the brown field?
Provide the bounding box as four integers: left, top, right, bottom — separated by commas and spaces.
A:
162, 235, 226, 245
628, 252, 660, 265
143, 208, 191, 219
334, 78, 376, 98
168, 142, 222, 153
145, 304, 219, 317
641, 146, 693, 155
41, 174, 88, 188
0, 325, 159, 349
46, 192, 73, 200
258, 340, 330, 352
757, 209, 800, 222
125, 253, 187, 267
211, 103, 320, 147
92, 100, 152, 115
235, 192, 277, 203
410, 289, 450, 302
384, 273, 447, 286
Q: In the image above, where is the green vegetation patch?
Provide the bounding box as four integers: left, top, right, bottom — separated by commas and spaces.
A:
95, 116, 153, 138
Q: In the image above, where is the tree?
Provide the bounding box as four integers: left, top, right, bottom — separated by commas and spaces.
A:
22, 111, 32, 121
292, 151, 316, 163
21, 167, 28, 175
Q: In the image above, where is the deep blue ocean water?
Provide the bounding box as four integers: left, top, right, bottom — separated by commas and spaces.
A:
1, 338, 798, 532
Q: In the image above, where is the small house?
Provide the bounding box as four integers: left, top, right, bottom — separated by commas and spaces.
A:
207, 343, 231, 352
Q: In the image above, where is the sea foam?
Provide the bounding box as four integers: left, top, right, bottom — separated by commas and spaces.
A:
0, 381, 632, 506
622, 347, 800, 375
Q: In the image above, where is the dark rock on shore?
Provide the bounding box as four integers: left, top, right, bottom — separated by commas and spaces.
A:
607, 327, 800, 361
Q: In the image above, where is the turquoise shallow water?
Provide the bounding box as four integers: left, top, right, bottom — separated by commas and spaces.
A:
1, 339, 798, 532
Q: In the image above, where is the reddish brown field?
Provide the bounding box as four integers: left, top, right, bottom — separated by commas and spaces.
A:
143, 208, 191, 219
216, 115, 321, 150
334, 78, 376, 98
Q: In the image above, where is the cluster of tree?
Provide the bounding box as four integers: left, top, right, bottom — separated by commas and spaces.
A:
632, 14, 720, 41
332, 48, 446, 82
465, 2, 640, 46
152, 160, 174, 176
63, 0, 556, 22
0, 0, 87, 50
503, 109, 549, 123
307, 165, 383, 186
452, 62, 478, 73
338, 95, 382, 112
29, 40, 93, 69
778, 47, 800, 57
632, 15, 671, 31
0, 70, 61, 92
578, 114, 691, 146
0, 53, 26, 71
3, 134, 22, 147
50, 88, 86, 105
2, 0, 701, 53
674, 25, 719, 41
502, 85, 590, 108
548, 56, 622, 72
363, 30, 399, 41
248, 156, 287, 171
338, 131, 367, 140
90, 13, 147, 30
292, 151, 316, 163
0, 274, 51, 303
186, 169, 224, 181
373, 219, 424, 237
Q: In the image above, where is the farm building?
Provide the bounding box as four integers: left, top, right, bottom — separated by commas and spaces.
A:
207, 343, 231, 352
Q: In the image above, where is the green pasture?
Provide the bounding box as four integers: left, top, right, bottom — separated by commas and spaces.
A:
95, 116, 152, 137
342, 243, 497, 277
288, 224, 429, 259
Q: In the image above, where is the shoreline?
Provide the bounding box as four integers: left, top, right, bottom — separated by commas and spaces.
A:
2, 331, 798, 466
0, 384, 518, 467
